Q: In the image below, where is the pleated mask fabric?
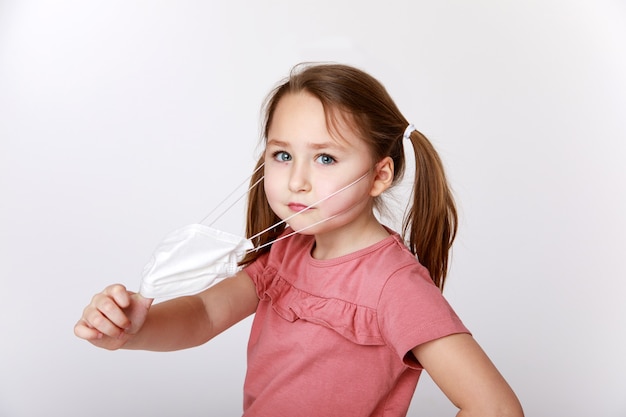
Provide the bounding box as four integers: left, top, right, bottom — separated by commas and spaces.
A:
139, 224, 254, 299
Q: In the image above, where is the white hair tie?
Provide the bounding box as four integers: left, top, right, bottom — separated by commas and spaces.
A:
403, 124, 417, 140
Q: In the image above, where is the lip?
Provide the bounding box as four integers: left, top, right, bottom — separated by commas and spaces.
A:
288, 203, 311, 213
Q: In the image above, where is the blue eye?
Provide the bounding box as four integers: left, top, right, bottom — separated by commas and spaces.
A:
273, 151, 292, 162
316, 154, 336, 165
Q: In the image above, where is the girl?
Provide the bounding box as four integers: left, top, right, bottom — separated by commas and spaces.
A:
75, 63, 523, 416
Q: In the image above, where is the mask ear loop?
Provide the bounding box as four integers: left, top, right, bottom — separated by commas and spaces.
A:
248, 170, 371, 252
199, 163, 265, 227
195, 164, 370, 253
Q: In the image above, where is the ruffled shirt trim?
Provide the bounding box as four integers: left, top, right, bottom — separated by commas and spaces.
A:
255, 265, 384, 345
249, 233, 418, 346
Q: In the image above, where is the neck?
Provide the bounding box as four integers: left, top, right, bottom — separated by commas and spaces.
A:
311, 213, 389, 260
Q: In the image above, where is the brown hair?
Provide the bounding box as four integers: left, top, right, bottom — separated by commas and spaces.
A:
239, 63, 457, 291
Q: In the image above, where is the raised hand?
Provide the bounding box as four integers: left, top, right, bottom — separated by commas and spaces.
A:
74, 284, 153, 350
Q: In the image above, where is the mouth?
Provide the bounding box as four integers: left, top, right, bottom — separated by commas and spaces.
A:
288, 203, 311, 213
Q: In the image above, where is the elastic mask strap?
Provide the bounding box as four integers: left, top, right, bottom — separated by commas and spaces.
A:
248, 170, 371, 251
199, 163, 264, 226
252, 211, 342, 252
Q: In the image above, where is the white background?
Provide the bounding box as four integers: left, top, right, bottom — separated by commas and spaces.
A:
1, 1, 625, 416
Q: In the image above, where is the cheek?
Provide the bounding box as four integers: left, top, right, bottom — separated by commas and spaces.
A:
319, 180, 371, 212
263, 169, 282, 204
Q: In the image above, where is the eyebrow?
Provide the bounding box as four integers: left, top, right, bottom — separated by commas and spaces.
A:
267, 139, 344, 151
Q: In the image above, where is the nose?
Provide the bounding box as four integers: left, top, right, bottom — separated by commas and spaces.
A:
288, 161, 311, 193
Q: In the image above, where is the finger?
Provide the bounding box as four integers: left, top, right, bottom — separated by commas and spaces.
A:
103, 284, 131, 309
74, 319, 103, 341
86, 294, 131, 336
83, 308, 126, 339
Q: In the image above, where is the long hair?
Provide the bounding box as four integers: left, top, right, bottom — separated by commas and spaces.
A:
239, 63, 457, 291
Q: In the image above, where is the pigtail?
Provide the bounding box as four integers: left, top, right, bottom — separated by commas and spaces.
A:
402, 129, 458, 291
239, 156, 282, 267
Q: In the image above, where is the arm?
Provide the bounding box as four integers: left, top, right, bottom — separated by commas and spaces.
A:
74, 270, 258, 351
412, 333, 524, 417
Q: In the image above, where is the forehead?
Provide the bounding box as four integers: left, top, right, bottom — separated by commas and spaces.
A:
268, 91, 363, 148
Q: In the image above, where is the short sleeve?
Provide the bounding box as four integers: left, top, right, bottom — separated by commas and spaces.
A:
243, 251, 272, 298
377, 265, 470, 369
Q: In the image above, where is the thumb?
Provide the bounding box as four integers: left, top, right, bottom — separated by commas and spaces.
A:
134, 293, 154, 309
123, 293, 154, 335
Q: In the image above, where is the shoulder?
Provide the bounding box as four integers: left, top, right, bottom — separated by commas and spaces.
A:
356, 230, 432, 287
243, 228, 313, 280
375, 233, 452, 311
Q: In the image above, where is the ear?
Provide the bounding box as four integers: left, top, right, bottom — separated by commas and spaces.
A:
370, 156, 394, 197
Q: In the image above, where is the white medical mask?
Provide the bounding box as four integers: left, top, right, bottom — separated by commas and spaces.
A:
138, 168, 370, 299
139, 224, 254, 299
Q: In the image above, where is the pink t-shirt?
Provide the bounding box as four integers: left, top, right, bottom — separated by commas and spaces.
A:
243, 229, 469, 416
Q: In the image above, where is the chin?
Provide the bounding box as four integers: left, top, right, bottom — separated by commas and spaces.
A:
286, 222, 314, 234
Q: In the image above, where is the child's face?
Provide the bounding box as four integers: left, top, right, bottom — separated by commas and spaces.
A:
264, 91, 378, 237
